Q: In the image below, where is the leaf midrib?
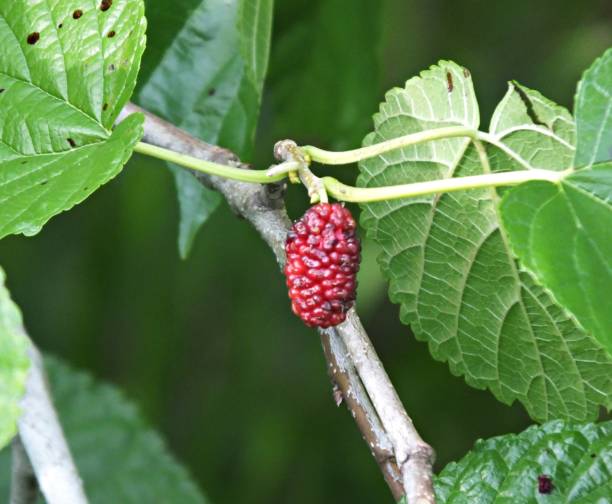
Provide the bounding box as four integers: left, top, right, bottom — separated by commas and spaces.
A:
0, 71, 106, 138
0, 4, 105, 128
494, 124, 576, 151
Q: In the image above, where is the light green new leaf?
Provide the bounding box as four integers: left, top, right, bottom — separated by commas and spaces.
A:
574, 47, 612, 167
0, 267, 29, 450
138, 0, 273, 258
238, 0, 274, 93
358, 61, 612, 422
0, 357, 208, 503
435, 420, 612, 502
0, 0, 146, 239
501, 163, 612, 354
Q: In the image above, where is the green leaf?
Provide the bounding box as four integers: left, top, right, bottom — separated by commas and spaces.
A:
0, 267, 29, 450
0, 357, 208, 503
358, 61, 612, 423
499, 48, 612, 355
500, 163, 612, 354
138, 0, 270, 156
171, 166, 221, 260
574, 47, 612, 167
487, 82, 575, 173
138, 0, 273, 258
238, 0, 274, 93
0, 0, 146, 239
435, 420, 612, 503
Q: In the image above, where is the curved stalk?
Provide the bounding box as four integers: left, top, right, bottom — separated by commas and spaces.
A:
136, 131, 569, 206
323, 169, 566, 203
302, 126, 477, 165
134, 142, 286, 184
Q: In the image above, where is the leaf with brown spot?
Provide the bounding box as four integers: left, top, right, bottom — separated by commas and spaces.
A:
0, 0, 147, 238
435, 420, 612, 502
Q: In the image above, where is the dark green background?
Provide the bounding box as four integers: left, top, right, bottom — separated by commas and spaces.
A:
1, 1, 611, 502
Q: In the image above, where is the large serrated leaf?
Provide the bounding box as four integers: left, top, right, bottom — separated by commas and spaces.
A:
0, 0, 146, 239
0, 266, 29, 450
435, 420, 612, 503
0, 357, 208, 503
358, 61, 612, 423
138, 0, 273, 258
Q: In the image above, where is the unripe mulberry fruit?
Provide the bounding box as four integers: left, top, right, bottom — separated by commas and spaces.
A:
285, 203, 361, 328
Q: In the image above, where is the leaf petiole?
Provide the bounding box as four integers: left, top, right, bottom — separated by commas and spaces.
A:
134, 142, 287, 184
322, 168, 567, 203
301, 125, 477, 165
136, 132, 568, 205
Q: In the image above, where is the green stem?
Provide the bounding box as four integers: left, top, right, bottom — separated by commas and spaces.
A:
301, 126, 476, 165
136, 131, 567, 205
134, 142, 285, 184
322, 169, 566, 203
298, 165, 328, 203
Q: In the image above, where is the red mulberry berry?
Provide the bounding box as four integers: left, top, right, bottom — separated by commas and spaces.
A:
285, 203, 360, 328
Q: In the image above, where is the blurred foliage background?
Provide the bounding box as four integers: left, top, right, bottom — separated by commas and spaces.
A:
1, 1, 611, 502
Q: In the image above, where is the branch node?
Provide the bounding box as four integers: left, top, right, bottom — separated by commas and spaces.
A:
273, 139, 309, 165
